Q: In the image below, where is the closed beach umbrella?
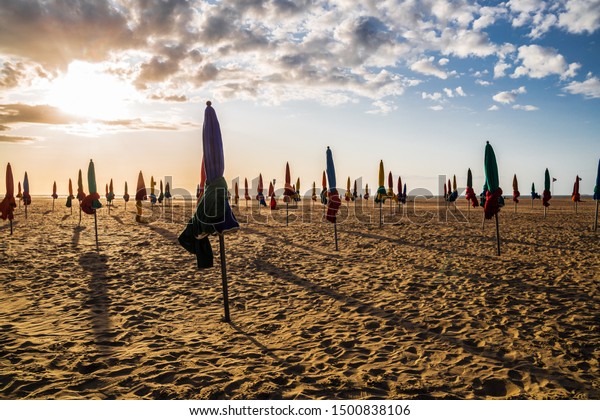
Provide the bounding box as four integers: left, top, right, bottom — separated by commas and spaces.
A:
23, 172, 31, 219
320, 170, 328, 205
0, 163, 16, 234
76, 169, 85, 201
448, 175, 458, 202
284, 162, 294, 203
444, 182, 448, 201
269, 181, 276, 210
483, 141, 502, 255
512, 174, 520, 213
375, 160, 386, 203
244, 178, 250, 202
51, 181, 58, 211
164, 182, 171, 199
234, 181, 239, 206
256, 173, 266, 207
326, 147, 341, 250
397, 177, 402, 203
178, 101, 239, 322
465, 168, 478, 208
387, 171, 395, 200
158, 180, 164, 204
108, 179, 115, 202
150, 176, 157, 204
16, 181, 22, 200
312, 181, 317, 202
571, 175, 581, 203
123, 181, 130, 210
66, 178, 74, 210
345, 176, 352, 202
353, 179, 358, 200
364, 184, 370, 200
295, 177, 301, 202
542, 168, 552, 212
135, 170, 147, 223
81, 159, 102, 249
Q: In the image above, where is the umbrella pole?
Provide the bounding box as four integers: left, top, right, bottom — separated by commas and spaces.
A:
286, 202, 289, 227
544, 206, 547, 219
594, 200, 598, 232
94, 210, 99, 251
481, 211, 485, 232
379, 201, 382, 228
495, 213, 501, 256
514, 201, 517, 214
575, 201, 578, 214
219, 234, 231, 323
24, 204, 27, 220
334, 221, 339, 251
78, 205, 82, 226
52, 199, 55, 211
9, 220, 13, 235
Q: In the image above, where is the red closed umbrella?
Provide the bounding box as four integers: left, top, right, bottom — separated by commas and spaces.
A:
0, 163, 16, 234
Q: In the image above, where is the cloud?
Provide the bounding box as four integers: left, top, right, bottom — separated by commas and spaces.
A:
411, 57, 448, 79
563, 75, 600, 98
558, 0, 600, 34
0, 103, 82, 125
512, 44, 580, 79
422, 92, 443, 101
475, 79, 492, 86
0, 134, 35, 143
492, 86, 526, 104
512, 104, 539, 111
429, 105, 444, 111
488, 104, 500, 111
455, 86, 466, 96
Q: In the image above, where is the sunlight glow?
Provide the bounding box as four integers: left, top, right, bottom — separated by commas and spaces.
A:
46, 61, 137, 121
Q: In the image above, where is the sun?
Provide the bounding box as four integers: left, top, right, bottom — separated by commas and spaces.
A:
46, 61, 137, 121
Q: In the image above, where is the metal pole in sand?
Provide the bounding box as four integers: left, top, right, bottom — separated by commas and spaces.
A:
334, 221, 339, 251
495, 213, 501, 256
219, 234, 231, 323
10, 220, 13, 235
379, 201, 382, 228
286, 202, 289, 227
94, 210, 99, 251
594, 200, 598, 232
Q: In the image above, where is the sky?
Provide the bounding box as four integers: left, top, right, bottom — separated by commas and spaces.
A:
1, 0, 599, 197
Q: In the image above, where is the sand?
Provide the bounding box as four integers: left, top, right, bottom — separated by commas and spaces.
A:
0, 196, 598, 399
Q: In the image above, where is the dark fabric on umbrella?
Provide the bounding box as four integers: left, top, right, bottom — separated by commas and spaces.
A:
179, 102, 239, 269
124, 181, 130, 202
164, 182, 171, 199
22, 172, 31, 205
531, 182, 541, 200
364, 184, 370, 200
443, 183, 447, 200
594, 159, 600, 200
234, 182, 239, 205
158, 180, 164, 203
448, 175, 458, 202
256, 173, 266, 207
16, 181, 22, 199
108, 179, 115, 202
402, 183, 407, 204
0, 163, 16, 221
353, 180, 358, 200
198, 159, 206, 200
52, 181, 58, 199
66, 178, 74, 208
542, 168, 552, 207
571, 175, 581, 203
325, 147, 341, 223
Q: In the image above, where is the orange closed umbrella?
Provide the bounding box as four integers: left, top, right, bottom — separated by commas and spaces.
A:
66, 178, 74, 213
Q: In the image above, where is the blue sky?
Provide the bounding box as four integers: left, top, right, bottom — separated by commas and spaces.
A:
1, 0, 599, 197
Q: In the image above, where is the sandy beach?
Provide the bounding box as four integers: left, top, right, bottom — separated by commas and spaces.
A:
1, 196, 598, 399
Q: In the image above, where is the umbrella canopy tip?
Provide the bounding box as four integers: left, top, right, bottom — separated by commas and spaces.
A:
206, 100, 212, 106
486, 140, 489, 144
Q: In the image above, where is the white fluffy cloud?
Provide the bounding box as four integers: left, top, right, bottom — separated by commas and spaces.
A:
411, 57, 448, 79
558, 0, 600, 34
493, 86, 526, 104
512, 104, 539, 111
512, 45, 580, 79
563, 75, 600, 98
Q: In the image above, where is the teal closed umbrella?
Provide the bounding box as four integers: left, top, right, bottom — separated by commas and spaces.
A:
483, 142, 502, 255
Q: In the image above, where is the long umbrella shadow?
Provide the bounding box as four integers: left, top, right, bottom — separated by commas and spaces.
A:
227, 322, 307, 397
78, 252, 114, 356
61, 214, 70, 221
145, 224, 180, 242
71, 225, 86, 248
257, 259, 586, 394
110, 214, 125, 225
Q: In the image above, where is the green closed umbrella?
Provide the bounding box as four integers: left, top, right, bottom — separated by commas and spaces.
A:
542, 168, 552, 217
81, 159, 102, 250
483, 141, 502, 255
